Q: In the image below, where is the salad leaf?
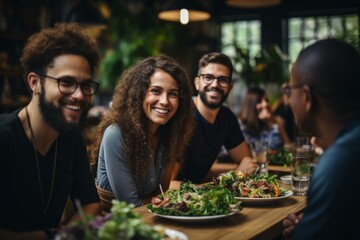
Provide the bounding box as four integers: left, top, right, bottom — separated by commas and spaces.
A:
56, 200, 165, 240
147, 181, 242, 216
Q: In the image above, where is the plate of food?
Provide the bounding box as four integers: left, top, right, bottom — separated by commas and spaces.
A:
213, 170, 291, 204
149, 210, 238, 223
235, 190, 293, 203
147, 181, 242, 222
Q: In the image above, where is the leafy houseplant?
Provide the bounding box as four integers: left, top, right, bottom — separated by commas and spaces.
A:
232, 44, 290, 88
229, 44, 290, 104
98, 1, 178, 91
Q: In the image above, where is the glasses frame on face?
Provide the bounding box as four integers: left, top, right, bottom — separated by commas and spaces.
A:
198, 74, 232, 88
37, 73, 99, 96
282, 83, 304, 97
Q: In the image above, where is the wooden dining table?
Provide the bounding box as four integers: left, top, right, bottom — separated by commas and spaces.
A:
210, 162, 291, 178
134, 193, 306, 240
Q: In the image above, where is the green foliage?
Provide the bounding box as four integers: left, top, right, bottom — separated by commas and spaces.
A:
232, 44, 290, 87
56, 200, 164, 240
267, 148, 293, 166
99, 2, 177, 90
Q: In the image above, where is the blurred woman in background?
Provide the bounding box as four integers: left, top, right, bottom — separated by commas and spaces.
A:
238, 86, 291, 150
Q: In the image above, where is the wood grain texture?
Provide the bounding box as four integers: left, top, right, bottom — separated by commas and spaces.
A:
134, 194, 306, 240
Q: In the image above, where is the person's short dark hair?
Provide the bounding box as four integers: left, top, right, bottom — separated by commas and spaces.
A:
293, 38, 360, 116
198, 52, 233, 78
20, 22, 100, 91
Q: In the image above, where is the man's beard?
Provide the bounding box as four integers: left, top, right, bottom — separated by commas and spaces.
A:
39, 89, 89, 134
199, 86, 228, 109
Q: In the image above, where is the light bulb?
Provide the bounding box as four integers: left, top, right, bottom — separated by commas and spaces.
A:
180, 8, 189, 24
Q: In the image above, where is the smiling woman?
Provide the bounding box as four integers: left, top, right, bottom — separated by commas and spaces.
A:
142, 69, 180, 129
90, 54, 195, 212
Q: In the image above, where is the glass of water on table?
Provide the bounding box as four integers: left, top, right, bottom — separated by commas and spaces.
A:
249, 140, 269, 175
291, 136, 312, 195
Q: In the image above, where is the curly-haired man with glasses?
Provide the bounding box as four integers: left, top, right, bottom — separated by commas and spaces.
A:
176, 52, 258, 184
0, 23, 101, 239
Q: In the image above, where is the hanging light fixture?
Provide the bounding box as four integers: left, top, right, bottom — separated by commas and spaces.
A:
158, 0, 210, 25
226, 0, 281, 8
65, 0, 107, 31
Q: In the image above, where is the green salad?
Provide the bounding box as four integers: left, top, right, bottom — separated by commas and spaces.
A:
213, 171, 287, 198
267, 148, 293, 166
56, 200, 165, 240
147, 181, 242, 216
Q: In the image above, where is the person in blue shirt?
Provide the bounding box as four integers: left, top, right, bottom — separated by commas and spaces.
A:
282, 38, 360, 239
176, 52, 258, 184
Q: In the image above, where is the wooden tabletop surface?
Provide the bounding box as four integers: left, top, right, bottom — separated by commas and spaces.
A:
134, 193, 306, 240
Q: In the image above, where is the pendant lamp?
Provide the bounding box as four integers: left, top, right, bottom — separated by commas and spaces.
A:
158, 0, 210, 25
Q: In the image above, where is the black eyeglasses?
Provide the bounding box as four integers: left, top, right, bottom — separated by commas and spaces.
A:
282, 83, 304, 97
198, 74, 232, 87
37, 73, 99, 96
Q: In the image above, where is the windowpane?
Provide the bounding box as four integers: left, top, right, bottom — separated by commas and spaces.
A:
304, 17, 315, 39
346, 15, 359, 36
236, 22, 247, 42
330, 16, 343, 37
289, 18, 301, 39
288, 40, 303, 64
221, 20, 261, 73
221, 22, 234, 47
288, 14, 359, 65
317, 17, 329, 39
250, 21, 261, 41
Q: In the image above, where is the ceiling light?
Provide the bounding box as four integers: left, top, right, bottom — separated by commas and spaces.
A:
158, 0, 210, 25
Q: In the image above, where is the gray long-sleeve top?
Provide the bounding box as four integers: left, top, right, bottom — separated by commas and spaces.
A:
96, 124, 165, 207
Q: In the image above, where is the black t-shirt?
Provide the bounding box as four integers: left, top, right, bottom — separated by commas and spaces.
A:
177, 105, 245, 183
0, 109, 99, 231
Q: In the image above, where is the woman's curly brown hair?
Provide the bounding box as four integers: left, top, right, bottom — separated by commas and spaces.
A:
90, 54, 195, 182
20, 22, 99, 90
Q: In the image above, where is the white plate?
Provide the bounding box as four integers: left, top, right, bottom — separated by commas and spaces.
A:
235, 190, 293, 203
165, 228, 188, 240
149, 210, 238, 222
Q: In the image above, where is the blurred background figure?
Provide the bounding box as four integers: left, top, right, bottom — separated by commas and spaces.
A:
238, 86, 291, 150
273, 82, 297, 143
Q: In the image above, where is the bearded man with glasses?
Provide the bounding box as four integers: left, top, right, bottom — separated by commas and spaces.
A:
0, 23, 101, 239
175, 52, 258, 185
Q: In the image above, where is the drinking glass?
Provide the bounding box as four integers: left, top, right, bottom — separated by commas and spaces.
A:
249, 140, 269, 175
291, 136, 312, 195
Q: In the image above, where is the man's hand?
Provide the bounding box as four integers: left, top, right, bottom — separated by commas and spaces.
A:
234, 157, 258, 174
282, 213, 303, 239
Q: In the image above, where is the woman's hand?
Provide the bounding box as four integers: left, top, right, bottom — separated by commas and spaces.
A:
282, 213, 303, 239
